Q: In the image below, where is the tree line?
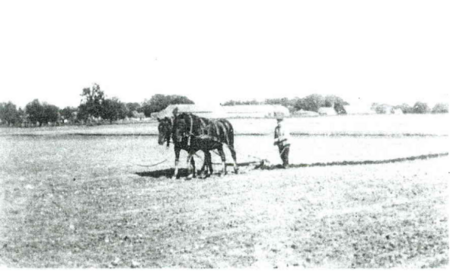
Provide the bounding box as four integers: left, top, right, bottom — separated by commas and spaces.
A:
222, 94, 349, 113
222, 94, 448, 115
371, 102, 448, 114
0, 84, 194, 127
0, 86, 448, 127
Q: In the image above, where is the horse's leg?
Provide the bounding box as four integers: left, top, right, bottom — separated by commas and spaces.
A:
173, 147, 181, 179
228, 145, 239, 174
186, 151, 195, 179
218, 146, 227, 176
201, 151, 213, 177
206, 151, 213, 175
191, 155, 196, 178
199, 151, 208, 177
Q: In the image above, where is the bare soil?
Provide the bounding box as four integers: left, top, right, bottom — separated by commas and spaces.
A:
0, 130, 448, 268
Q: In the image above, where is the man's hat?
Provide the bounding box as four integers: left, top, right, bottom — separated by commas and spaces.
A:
275, 112, 284, 120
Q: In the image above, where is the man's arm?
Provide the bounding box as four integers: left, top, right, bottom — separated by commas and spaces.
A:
274, 127, 279, 145
279, 125, 290, 143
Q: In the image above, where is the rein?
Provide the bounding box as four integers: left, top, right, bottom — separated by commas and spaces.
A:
188, 113, 194, 146
165, 117, 173, 147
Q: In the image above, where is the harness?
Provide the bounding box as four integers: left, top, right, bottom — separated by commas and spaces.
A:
199, 117, 207, 130
196, 134, 222, 143
212, 120, 219, 137
165, 117, 174, 147
187, 113, 194, 146
174, 114, 231, 150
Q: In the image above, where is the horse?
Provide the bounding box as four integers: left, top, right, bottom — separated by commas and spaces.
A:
172, 112, 239, 179
157, 113, 214, 179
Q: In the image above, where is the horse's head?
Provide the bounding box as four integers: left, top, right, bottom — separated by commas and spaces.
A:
157, 117, 172, 146
172, 117, 188, 143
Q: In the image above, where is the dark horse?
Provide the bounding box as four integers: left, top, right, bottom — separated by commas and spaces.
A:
157, 114, 213, 178
157, 110, 238, 179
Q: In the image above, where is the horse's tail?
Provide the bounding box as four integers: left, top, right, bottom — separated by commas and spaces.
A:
223, 119, 235, 150
220, 119, 238, 169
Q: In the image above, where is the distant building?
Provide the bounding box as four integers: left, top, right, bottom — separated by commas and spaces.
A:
153, 104, 291, 119
343, 104, 376, 115
380, 105, 394, 114
372, 104, 405, 115
152, 104, 226, 119
221, 105, 290, 118
392, 108, 404, 115
318, 107, 337, 116
292, 109, 319, 117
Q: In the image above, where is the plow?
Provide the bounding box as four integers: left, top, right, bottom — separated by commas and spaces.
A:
135, 145, 448, 174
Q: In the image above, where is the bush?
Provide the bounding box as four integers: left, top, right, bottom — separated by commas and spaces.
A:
61, 107, 78, 124
101, 98, 127, 123
141, 94, 194, 117
431, 103, 448, 113
413, 102, 430, 114
395, 104, 414, 114
0, 102, 21, 126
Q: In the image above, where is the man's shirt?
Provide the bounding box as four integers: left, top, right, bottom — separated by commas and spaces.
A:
274, 122, 291, 147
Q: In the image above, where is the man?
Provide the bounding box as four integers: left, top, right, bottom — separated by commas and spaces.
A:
273, 114, 291, 168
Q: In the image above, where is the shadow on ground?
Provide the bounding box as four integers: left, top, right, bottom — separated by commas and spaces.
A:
136, 168, 183, 178
135, 152, 449, 178
136, 168, 220, 179
255, 152, 449, 170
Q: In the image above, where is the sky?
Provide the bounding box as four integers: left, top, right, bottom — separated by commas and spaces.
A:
0, 0, 449, 108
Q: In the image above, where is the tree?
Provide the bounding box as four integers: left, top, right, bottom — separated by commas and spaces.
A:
371, 103, 388, 114
169, 95, 195, 105
302, 94, 324, 112
221, 99, 260, 106
412, 102, 430, 114
77, 104, 90, 123
324, 95, 348, 114
293, 98, 308, 111
61, 107, 77, 123
79, 83, 106, 119
141, 94, 195, 117
431, 102, 448, 113
25, 99, 45, 126
101, 97, 127, 123
324, 95, 347, 106
264, 98, 290, 107
0, 103, 3, 124
42, 104, 60, 125
396, 103, 414, 114
25, 100, 60, 126
141, 94, 168, 116
125, 102, 141, 118
132, 110, 146, 120
0, 102, 20, 126
17, 108, 26, 126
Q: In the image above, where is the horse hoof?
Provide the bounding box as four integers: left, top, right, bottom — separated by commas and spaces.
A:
200, 172, 209, 178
